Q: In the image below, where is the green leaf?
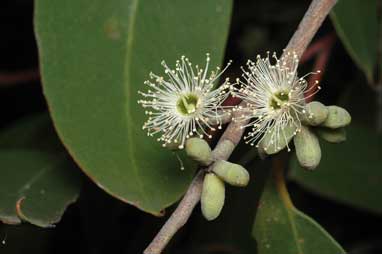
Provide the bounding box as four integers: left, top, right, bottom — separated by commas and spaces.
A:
289, 124, 382, 213
0, 114, 60, 151
35, 0, 233, 214
0, 114, 81, 227
331, 0, 378, 82
253, 167, 345, 254
0, 150, 80, 227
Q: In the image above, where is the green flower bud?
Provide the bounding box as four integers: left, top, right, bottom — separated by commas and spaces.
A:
301, 101, 328, 126
259, 123, 297, 155
316, 127, 346, 143
321, 106, 351, 129
293, 126, 321, 170
185, 138, 213, 166
201, 173, 225, 221
212, 160, 249, 187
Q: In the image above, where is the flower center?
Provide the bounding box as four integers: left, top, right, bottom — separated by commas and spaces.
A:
176, 93, 200, 116
269, 90, 289, 110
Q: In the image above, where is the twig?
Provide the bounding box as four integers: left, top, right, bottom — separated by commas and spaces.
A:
144, 0, 337, 253
144, 171, 204, 254
285, 0, 337, 59
0, 68, 40, 86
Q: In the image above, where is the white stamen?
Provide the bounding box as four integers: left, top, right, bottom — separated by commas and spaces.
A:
138, 54, 232, 148
232, 51, 321, 150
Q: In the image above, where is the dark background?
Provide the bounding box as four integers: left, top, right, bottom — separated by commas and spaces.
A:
0, 0, 381, 253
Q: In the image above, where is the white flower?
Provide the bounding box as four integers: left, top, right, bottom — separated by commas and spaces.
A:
232, 51, 320, 151
138, 54, 232, 149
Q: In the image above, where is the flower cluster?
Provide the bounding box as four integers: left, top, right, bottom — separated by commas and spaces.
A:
232, 51, 320, 152
138, 52, 321, 151
138, 51, 351, 222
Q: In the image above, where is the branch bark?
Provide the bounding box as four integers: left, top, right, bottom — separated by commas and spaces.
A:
285, 0, 337, 60
144, 0, 337, 253
143, 171, 204, 254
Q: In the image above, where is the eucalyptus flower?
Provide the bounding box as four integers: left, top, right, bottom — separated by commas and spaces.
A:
233, 51, 320, 152
138, 54, 232, 149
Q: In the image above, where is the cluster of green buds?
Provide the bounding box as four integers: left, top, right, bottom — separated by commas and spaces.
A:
258, 101, 350, 170
294, 102, 351, 170
185, 138, 250, 220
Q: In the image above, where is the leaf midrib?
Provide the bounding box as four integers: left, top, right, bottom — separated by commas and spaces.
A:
123, 0, 151, 211
18, 165, 53, 196
275, 175, 304, 253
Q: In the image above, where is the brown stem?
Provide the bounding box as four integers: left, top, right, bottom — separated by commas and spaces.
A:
144, 0, 337, 253
143, 171, 204, 254
285, 0, 337, 60
0, 69, 40, 86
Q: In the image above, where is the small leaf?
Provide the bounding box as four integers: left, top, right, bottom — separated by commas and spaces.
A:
253, 167, 345, 254
331, 0, 378, 82
35, 0, 233, 214
290, 124, 382, 213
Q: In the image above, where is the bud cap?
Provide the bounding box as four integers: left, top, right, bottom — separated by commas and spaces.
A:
316, 127, 346, 143
321, 106, 351, 129
259, 123, 297, 155
201, 173, 225, 221
301, 101, 328, 126
293, 126, 321, 170
212, 160, 249, 187
185, 138, 213, 166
